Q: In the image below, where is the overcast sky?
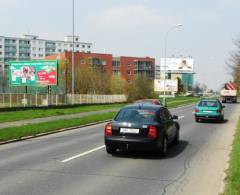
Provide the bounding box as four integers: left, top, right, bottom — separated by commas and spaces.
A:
0, 0, 240, 90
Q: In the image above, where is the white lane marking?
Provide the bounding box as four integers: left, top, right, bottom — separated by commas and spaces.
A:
178, 115, 185, 120
62, 145, 105, 163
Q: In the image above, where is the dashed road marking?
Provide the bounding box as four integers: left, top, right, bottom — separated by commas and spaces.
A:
62, 145, 105, 163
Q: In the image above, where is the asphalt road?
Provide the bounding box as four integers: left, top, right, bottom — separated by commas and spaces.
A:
0, 103, 239, 195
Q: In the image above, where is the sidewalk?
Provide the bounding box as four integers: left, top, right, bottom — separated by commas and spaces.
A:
0, 108, 119, 129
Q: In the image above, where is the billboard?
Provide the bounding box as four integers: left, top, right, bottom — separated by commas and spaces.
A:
154, 79, 178, 92
160, 58, 194, 73
9, 60, 58, 86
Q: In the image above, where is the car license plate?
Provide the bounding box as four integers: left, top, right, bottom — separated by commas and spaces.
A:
120, 128, 139, 134
203, 110, 212, 113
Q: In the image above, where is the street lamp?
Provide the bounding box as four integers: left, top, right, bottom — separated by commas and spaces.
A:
163, 24, 183, 106
71, 0, 75, 104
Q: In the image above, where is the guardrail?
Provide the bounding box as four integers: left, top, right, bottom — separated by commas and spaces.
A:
0, 94, 127, 108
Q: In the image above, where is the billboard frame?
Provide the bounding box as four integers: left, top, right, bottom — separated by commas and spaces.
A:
8, 60, 58, 87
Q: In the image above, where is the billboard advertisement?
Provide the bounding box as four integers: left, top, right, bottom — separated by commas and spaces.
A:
160, 58, 194, 73
9, 60, 58, 86
154, 79, 178, 92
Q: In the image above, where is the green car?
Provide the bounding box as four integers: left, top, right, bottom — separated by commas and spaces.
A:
194, 99, 225, 122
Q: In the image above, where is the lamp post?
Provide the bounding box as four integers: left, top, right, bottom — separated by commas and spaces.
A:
71, 0, 75, 104
163, 24, 183, 106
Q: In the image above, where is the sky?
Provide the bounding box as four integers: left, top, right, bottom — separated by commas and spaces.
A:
0, 0, 240, 90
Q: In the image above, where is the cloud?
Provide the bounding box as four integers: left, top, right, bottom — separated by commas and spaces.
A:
89, 4, 178, 31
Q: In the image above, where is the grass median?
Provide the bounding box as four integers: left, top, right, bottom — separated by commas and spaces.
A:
0, 103, 125, 123
0, 112, 116, 142
161, 96, 200, 108
0, 96, 200, 142
223, 117, 240, 195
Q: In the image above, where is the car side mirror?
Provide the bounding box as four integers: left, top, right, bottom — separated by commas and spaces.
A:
172, 115, 178, 120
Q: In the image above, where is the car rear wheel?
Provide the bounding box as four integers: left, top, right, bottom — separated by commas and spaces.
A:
195, 117, 199, 122
173, 130, 179, 145
106, 146, 116, 154
160, 137, 168, 156
219, 115, 224, 123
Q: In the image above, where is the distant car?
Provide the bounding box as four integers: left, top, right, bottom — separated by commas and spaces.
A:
104, 104, 180, 155
194, 99, 225, 122
134, 99, 162, 105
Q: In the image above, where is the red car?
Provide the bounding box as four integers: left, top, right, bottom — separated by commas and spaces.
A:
135, 99, 162, 106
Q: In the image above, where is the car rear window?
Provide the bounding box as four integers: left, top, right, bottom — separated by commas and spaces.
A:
198, 101, 218, 107
114, 108, 157, 122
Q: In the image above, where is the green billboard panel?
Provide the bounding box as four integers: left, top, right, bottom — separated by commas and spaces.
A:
9, 60, 58, 86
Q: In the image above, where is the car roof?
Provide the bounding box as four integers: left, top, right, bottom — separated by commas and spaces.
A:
123, 103, 163, 110
135, 99, 162, 105
200, 98, 219, 102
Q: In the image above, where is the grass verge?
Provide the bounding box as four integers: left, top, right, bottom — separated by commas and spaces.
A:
0, 97, 199, 142
167, 97, 200, 108
223, 117, 240, 195
0, 103, 125, 123
158, 96, 200, 108
0, 112, 116, 142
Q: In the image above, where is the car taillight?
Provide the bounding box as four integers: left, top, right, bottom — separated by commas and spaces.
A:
148, 126, 157, 139
217, 109, 221, 113
195, 108, 199, 113
105, 123, 112, 136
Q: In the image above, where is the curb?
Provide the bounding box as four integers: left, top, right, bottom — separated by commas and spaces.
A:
0, 119, 111, 146
0, 103, 196, 146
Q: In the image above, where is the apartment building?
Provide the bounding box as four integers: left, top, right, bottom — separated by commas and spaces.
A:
47, 52, 155, 82
0, 35, 92, 92
113, 56, 155, 82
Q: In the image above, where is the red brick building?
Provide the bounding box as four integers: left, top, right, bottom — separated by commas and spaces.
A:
113, 56, 155, 82
46, 51, 113, 73
46, 52, 155, 82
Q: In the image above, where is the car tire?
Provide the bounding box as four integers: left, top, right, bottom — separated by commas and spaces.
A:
173, 130, 179, 145
160, 137, 168, 156
195, 117, 199, 122
219, 115, 224, 123
106, 146, 116, 154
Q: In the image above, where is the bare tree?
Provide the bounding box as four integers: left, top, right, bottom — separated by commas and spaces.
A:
228, 38, 240, 91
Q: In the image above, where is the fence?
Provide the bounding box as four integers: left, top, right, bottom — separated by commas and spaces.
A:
0, 94, 127, 108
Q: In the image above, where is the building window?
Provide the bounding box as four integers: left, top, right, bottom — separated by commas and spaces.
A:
101, 60, 107, 65
76, 44, 79, 48
87, 45, 91, 49
82, 45, 85, 48
80, 59, 85, 64
0, 52, 2, 55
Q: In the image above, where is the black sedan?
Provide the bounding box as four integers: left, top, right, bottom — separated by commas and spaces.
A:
104, 104, 180, 155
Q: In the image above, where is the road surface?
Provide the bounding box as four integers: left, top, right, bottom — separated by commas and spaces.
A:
0, 103, 239, 195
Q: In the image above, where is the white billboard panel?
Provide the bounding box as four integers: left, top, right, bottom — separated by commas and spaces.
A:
160, 58, 194, 73
154, 79, 178, 92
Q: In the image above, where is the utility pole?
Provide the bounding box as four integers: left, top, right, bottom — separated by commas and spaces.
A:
71, 0, 75, 104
